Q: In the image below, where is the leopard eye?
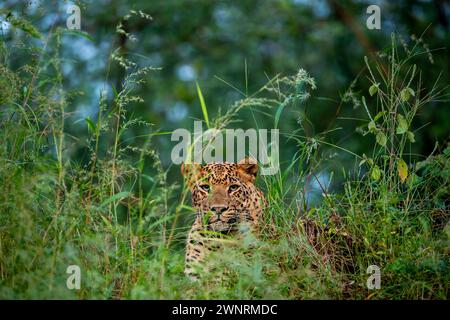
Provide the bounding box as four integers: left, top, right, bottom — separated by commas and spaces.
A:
199, 184, 210, 192
228, 184, 240, 192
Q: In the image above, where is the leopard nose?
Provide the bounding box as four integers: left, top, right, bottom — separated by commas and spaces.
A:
210, 204, 228, 215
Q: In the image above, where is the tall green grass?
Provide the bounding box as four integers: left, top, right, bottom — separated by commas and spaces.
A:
0, 13, 448, 299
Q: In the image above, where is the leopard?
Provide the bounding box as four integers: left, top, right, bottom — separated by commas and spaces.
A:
181, 156, 266, 279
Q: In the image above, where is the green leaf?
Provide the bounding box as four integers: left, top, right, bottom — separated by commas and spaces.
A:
397, 158, 408, 183
60, 29, 95, 42
373, 111, 385, 122
274, 101, 288, 129
371, 165, 381, 181
196, 81, 210, 128
376, 131, 387, 147
407, 173, 420, 188
368, 121, 377, 133
179, 204, 196, 212
85, 117, 96, 134
140, 174, 155, 183
99, 191, 131, 208
396, 114, 408, 134
4, 11, 42, 39
369, 83, 379, 96
147, 214, 174, 231
99, 214, 113, 229
361, 96, 373, 122
111, 85, 119, 98
400, 87, 415, 102
407, 131, 415, 143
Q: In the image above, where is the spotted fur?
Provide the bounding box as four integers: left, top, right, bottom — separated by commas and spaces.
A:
181, 157, 266, 278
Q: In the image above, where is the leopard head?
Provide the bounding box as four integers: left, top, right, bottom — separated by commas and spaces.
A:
182, 157, 262, 233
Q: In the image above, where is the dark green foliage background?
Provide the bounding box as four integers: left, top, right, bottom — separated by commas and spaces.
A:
2, 1, 449, 176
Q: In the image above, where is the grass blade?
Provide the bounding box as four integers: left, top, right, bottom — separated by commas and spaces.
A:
196, 81, 210, 128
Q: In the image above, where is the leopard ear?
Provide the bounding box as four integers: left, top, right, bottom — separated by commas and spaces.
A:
181, 162, 202, 185
237, 156, 258, 183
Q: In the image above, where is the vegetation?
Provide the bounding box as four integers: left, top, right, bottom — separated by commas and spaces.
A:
0, 2, 448, 299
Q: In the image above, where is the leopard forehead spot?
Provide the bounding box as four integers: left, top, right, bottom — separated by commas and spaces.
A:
201, 163, 239, 182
